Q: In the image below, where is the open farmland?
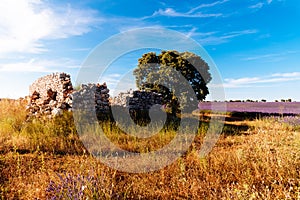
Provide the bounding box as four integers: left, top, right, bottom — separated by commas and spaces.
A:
0, 99, 300, 199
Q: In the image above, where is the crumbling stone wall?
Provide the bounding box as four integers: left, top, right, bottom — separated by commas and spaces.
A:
111, 89, 134, 107
72, 83, 111, 114
26, 72, 73, 118
26, 72, 111, 119
127, 91, 164, 125
29, 73, 73, 104
110, 90, 164, 125
111, 89, 163, 109
26, 72, 166, 122
128, 91, 163, 110
72, 83, 111, 121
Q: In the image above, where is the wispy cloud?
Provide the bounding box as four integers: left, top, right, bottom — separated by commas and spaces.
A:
242, 51, 297, 62
71, 48, 92, 52
151, 8, 222, 18
249, 0, 274, 9
249, 2, 264, 9
187, 0, 230, 14
271, 72, 300, 78
0, 58, 80, 72
198, 29, 257, 45
0, 0, 100, 55
221, 30, 258, 39
185, 27, 197, 37
223, 72, 300, 88
0, 59, 55, 72
242, 53, 281, 61
183, 27, 217, 38
147, 0, 229, 19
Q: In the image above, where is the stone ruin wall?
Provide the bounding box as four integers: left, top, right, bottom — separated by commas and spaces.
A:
26, 72, 111, 119
112, 90, 163, 110
26, 72, 164, 119
72, 83, 111, 114
111, 89, 134, 107
27, 73, 73, 118
29, 73, 73, 106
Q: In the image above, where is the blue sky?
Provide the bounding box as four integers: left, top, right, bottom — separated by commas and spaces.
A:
0, 0, 300, 101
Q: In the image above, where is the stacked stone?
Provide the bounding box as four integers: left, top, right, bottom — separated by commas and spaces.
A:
128, 91, 163, 110
26, 72, 166, 121
26, 72, 73, 118
111, 89, 163, 110
111, 89, 134, 107
95, 83, 110, 113
72, 83, 111, 114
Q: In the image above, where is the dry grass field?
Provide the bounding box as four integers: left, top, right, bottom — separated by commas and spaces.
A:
0, 99, 299, 199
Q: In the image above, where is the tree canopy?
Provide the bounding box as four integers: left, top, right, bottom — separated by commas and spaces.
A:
133, 50, 212, 113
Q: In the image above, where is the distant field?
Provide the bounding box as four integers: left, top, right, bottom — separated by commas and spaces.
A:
199, 102, 300, 114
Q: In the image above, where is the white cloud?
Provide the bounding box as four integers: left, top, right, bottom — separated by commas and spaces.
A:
249, 0, 274, 9
151, 8, 222, 18
221, 30, 258, 39
185, 27, 198, 37
0, 0, 100, 55
242, 51, 297, 62
223, 72, 300, 88
188, 0, 230, 14
198, 29, 257, 45
0, 58, 80, 72
71, 48, 92, 52
271, 72, 300, 77
243, 53, 280, 61
150, 0, 230, 18
0, 59, 54, 72
249, 3, 264, 9
224, 77, 260, 85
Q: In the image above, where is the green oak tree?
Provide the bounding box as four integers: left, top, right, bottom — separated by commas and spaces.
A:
133, 50, 212, 113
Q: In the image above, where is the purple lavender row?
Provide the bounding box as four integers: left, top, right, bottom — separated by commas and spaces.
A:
198, 102, 300, 114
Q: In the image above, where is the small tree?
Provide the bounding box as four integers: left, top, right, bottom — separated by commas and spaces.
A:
133, 50, 211, 113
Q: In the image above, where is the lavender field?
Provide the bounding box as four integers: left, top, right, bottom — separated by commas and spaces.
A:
199, 102, 300, 114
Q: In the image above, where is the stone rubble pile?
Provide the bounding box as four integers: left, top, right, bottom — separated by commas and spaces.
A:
72, 83, 111, 114
111, 89, 134, 107
26, 72, 111, 119
111, 89, 163, 110
128, 91, 163, 110
26, 72, 73, 118
26, 72, 165, 120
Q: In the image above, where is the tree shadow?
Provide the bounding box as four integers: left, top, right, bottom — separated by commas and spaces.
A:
205, 111, 299, 136
198, 120, 250, 136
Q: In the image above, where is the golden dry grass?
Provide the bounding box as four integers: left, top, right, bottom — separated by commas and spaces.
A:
0, 99, 299, 199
